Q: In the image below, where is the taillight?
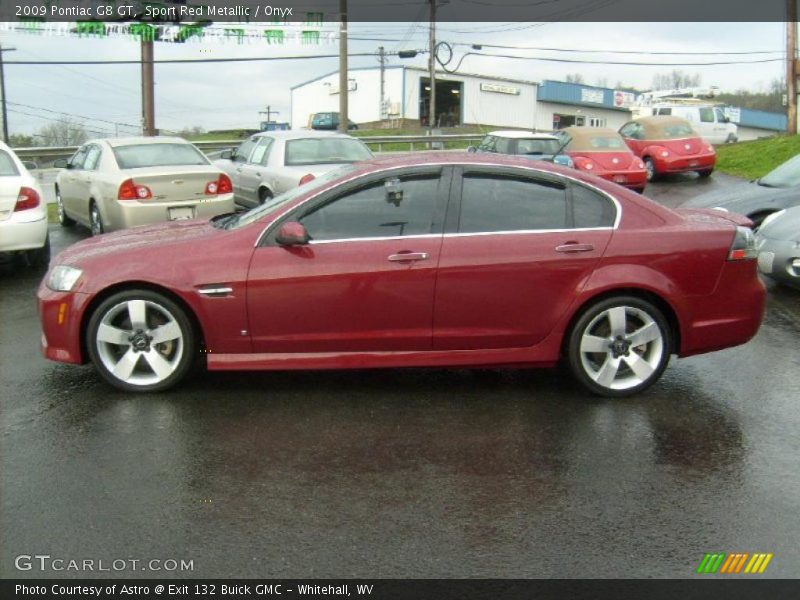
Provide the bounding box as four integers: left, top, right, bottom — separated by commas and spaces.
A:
118, 179, 152, 200
574, 157, 594, 171
728, 226, 757, 261
14, 186, 40, 211
298, 173, 316, 186
205, 173, 232, 195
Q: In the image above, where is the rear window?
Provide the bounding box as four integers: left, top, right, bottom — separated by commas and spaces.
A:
112, 143, 209, 169
0, 150, 20, 176
566, 135, 626, 151
284, 138, 372, 166
516, 138, 561, 155
653, 124, 695, 139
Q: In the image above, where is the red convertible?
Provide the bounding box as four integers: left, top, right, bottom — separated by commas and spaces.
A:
38, 153, 764, 397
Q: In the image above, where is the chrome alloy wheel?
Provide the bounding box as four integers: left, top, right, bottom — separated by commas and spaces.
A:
95, 299, 185, 387
578, 305, 665, 392
89, 203, 104, 236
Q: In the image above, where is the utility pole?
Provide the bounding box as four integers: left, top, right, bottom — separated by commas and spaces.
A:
378, 46, 386, 121
788, 0, 797, 134
259, 105, 279, 122
428, 0, 436, 131
0, 45, 16, 143
338, 0, 348, 133
141, 38, 156, 136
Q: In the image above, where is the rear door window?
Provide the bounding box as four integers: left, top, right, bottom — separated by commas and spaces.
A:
0, 151, 19, 176
83, 145, 102, 171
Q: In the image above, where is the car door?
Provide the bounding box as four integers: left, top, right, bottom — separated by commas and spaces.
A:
619, 122, 646, 156
432, 167, 615, 350
77, 144, 103, 222
59, 145, 90, 220
228, 137, 259, 206
237, 137, 274, 207
246, 167, 451, 353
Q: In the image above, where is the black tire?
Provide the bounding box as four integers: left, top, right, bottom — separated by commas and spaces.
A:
24, 233, 51, 269
697, 169, 713, 179
56, 187, 75, 227
747, 211, 773, 232
89, 201, 104, 236
258, 187, 273, 205
86, 289, 197, 392
566, 296, 672, 398
643, 157, 658, 182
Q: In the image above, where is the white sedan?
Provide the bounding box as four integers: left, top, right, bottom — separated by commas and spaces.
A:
0, 141, 49, 268
214, 130, 373, 209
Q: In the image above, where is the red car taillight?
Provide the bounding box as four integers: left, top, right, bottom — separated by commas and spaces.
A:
14, 186, 40, 211
299, 173, 316, 186
728, 226, 757, 261
205, 173, 232, 195
118, 179, 152, 201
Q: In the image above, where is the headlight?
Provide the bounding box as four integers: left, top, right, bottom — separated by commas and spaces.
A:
47, 266, 83, 292
660, 150, 670, 157
759, 209, 785, 230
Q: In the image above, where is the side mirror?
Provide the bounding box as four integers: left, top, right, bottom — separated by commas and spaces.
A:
466, 146, 477, 153
22, 160, 39, 170
276, 221, 310, 246
53, 158, 69, 169
219, 149, 234, 160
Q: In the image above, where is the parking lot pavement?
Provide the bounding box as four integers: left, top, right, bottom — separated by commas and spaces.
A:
1, 174, 799, 579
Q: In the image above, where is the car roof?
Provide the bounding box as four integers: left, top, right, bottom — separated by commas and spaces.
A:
487, 130, 559, 140
89, 136, 195, 148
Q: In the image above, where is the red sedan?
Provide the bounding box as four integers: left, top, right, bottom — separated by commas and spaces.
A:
619, 116, 716, 181
558, 126, 648, 193
38, 153, 764, 397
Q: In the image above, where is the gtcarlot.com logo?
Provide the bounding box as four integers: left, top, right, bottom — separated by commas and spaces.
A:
14, 554, 194, 572
696, 552, 773, 575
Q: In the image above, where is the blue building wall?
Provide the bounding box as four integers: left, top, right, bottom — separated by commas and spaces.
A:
736, 108, 787, 132
537, 80, 633, 112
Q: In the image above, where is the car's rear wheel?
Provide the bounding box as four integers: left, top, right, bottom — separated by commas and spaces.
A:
56, 187, 75, 227
697, 169, 713, 178
89, 201, 104, 236
258, 187, 273, 205
24, 233, 50, 269
567, 296, 671, 397
87, 289, 197, 392
643, 157, 657, 182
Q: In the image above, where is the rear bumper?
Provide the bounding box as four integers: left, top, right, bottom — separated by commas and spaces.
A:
37, 284, 92, 365
596, 169, 648, 190
103, 194, 235, 231
655, 153, 716, 175
680, 260, 766, 357
0, 213, 48, 252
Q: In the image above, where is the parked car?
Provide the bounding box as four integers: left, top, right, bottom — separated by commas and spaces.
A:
755, 206, 800, 289
556, 126, 647, 193
311, 112, 358, 131
38, 152, 765, 397
648, 104, 738, 145
680, 153, 800, 228
468, 131, 574, 167
0, 141, 49, 268
214, 131, 373, 209
619, 116, 716, 181
53, 137, 235, 236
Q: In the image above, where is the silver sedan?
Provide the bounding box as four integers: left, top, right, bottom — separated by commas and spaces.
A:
214, 130, 373, 209
756, 206, 800, 290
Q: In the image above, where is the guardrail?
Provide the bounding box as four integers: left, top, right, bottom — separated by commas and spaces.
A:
12, 134, 484, 166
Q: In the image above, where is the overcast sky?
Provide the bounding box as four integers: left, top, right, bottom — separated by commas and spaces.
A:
0, 21, 786, 137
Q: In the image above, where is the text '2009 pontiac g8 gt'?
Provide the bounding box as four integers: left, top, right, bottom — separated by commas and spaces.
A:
38, 153, 765, 397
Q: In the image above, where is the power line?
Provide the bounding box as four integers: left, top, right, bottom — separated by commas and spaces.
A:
3, 52, 400, 66
6, 101, 141, 132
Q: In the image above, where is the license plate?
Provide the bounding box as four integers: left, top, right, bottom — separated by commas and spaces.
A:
169, 207, 194, 221
757, 251, 774, 274
613, 175, 627, 183
689, 161, 699, 167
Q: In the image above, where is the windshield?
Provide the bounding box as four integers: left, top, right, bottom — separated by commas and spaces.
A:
113, 143, 209, 169
219, 165, 358, 230
516, 138, 561, 155
284, 138, 372, 166
0, 151, 20, 176
758, 154, 800, 188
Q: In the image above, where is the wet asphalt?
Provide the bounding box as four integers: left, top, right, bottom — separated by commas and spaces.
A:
1, 172, 799, 579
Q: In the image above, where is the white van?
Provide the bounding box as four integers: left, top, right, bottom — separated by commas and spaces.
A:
649, 105, 738, 145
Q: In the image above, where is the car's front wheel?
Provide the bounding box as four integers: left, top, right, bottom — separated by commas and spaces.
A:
643, 157, 657, 182
87, 289, 197, 392
567, 296, 671, 397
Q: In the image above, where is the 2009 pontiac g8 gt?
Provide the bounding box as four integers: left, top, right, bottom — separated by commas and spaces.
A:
38, 152, 765, 397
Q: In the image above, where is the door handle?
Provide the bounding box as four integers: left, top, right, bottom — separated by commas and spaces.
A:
388, 252, 429, 262
555, 243, 594, 253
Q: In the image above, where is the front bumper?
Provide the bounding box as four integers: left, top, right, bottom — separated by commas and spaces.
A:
655, 152, 716, 175
756, 237, 800, 289
0, 213, 48, 252
38, 284, 92, 364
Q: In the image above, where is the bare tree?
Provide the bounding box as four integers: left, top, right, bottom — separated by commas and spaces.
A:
565, 73, 585, 84
651, 71, 702, 90
595, 77, 609, 88
37, 118, 89, 147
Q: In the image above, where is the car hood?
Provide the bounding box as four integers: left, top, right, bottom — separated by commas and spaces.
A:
757, 206, 800, 242
54, 218, 218, 267
680, 181, 792, 210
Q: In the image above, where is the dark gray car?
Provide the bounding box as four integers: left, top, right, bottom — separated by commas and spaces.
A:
755, 206, 800, 289
680, 154, 800, 228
